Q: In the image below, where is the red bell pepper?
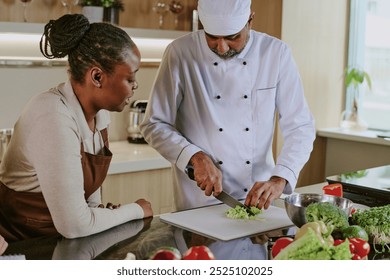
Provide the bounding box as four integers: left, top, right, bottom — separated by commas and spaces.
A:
271, 237, 294, 258
322, 183, 343, 197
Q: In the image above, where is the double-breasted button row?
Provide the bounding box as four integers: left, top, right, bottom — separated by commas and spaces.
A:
212, 61, 247, 66
217, 127, 250, 132
216, 160, 251, 165
217, 160, 250, 165
214, 94, 250, 99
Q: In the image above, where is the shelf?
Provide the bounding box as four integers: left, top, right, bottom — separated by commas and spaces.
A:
0, 22, 187, 64
0, 57, 160, 68
0, 21, 187, 39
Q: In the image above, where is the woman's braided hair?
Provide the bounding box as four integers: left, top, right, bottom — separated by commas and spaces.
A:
40, 14, 136, 83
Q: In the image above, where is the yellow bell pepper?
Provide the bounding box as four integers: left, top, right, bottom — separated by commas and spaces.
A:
294, 221, 331, 245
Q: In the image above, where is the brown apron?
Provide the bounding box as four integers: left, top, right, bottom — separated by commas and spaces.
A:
0, 129, 112, 243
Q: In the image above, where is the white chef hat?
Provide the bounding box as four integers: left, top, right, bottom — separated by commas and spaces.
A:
198, 0, 251, 36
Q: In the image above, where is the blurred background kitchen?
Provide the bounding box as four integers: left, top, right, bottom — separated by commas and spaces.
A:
1, 0, 390, 214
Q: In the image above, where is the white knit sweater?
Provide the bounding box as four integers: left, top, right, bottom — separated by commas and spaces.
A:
0, 80, 144, 239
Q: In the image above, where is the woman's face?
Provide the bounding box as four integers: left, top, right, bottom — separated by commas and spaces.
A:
101, 47, 141, 112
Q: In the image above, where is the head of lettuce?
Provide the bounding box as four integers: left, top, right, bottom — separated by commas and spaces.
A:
274, 227, 353, 260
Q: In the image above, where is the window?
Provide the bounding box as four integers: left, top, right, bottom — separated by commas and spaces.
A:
348, 0, 390, 131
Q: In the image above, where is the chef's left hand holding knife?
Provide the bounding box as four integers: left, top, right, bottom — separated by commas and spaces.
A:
245, 177, 287, 210
186, 151, 223, 197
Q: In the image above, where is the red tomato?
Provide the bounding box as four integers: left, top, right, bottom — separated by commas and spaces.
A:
149, 247, 181, 260
322, 183, 343, 197
333, 239, 355, 253
271, 237, 294, 258
348, 238, 370, 257
333, 239, 344, 246
182, 246, 215, 260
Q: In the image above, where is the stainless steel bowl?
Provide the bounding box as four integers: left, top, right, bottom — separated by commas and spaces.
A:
284, 193, 353, 228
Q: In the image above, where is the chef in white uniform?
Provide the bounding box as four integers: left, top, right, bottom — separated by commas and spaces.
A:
140, 0, 316, 211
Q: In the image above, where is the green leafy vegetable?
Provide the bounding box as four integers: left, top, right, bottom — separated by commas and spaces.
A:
350, 204, 390, 253
275, 227, 352, 260
305, 202, 349, 233
341, 170, 368, 180
226, 205, 262, 220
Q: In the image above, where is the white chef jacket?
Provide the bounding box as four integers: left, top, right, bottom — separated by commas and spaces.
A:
140, 30, 315, 210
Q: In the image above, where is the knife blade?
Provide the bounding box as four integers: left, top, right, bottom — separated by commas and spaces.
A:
185, 165, 256, 215
216, 191, 256, 216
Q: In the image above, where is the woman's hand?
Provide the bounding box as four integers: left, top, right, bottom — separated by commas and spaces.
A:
0, 234, 8, 256
135, 199, 153, 218
189, 151, 222, 197
245, 176, 286, 209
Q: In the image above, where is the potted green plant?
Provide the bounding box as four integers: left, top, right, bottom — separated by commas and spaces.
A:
340, 66, 372, 130
80, 0, 103, 6
345, 67, 372, 91
80, 0, 124, 24
102, 0, 124, 10
102, 0, 125, 24
80, 0, 105, 23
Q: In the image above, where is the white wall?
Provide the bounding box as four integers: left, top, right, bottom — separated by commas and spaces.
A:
273, 0, 349, 158
0, 22, 183, 141
0, 67, 67, 129
0, 65, 159, 141
281, 0, 349, 130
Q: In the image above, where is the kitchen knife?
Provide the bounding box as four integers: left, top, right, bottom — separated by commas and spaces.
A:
185, 165, 255, 216
215, 190, 256, 216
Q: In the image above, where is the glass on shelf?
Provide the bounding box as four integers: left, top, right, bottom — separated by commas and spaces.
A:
152, 1, 170, 29
20, 0, 33, 22
61, 0, 80, 14
169, 1, 184, 29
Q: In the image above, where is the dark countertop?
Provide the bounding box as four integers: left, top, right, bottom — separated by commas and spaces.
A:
3, 216, 389, 260
3, 180, 389, 260
3, 216, 295, 260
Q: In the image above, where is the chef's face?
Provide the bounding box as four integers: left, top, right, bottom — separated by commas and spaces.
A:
205, 14, 254, 59
102, 46, 141, 112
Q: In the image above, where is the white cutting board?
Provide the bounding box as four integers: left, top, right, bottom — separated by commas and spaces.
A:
159, 204, 294, 241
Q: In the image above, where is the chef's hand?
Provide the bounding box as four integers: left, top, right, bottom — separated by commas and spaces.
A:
135, 199, 153, 218
189, 151, 222, 197
245, 176, 286, 210
98, 202, 121, 209
0, 234, 8, 256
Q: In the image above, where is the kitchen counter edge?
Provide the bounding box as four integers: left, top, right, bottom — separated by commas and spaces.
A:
108, 141, 171, 175
317, 127, 390, 146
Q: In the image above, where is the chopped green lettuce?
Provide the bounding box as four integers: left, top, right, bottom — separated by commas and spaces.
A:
226, 205, 263, 220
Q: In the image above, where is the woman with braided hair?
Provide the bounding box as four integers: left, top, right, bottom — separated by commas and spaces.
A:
0, 14, 153, 243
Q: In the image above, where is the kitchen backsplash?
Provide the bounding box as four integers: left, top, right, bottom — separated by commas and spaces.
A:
0, 65, 158, 142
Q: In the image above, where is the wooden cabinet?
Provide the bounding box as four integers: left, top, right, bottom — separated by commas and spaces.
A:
101, 167, 175, 215
0, 0, 197, 31
1, 0, 282, 35
324, 138, 390, 177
